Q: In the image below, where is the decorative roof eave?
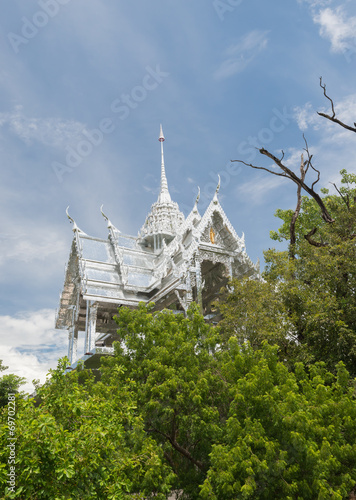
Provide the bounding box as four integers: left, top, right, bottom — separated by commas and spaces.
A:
55, 240, 84, 329
196, 179, 244, 251
65, 207, 87, 286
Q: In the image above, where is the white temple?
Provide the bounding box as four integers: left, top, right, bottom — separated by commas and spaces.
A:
56, 126, 259, 369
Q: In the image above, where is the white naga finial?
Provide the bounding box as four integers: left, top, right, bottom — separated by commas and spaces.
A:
100, 205, 112, 228
193, 186, 200, 213
213, 175, 221, 203
157, 124, 171, 204
100, 205, 120, 233
66, 206, 85, 233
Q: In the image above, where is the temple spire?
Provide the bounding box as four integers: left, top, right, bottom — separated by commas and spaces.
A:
158, 124, 171, 203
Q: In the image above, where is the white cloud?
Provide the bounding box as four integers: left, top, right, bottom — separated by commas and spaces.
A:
294, 102, 320, 131
215, 30, 269, 80
0, 309, 67, 394
0, 229, 67, 268
0, 218, 69, 293
313, 6, 356, 53
0, 105, 85, 147
235, 175, 286, 205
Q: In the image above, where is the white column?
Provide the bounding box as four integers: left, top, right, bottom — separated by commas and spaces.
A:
67, 306, 77, 365
84, 300, 89, 353
68, 326, 79, 365
195, 257, 203, 314
186, 270, 193, 307
72, 327, 78, 362
68, 327, 74, 365
88, 302, 98, 352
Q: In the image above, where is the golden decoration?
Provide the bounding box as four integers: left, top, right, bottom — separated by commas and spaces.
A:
210, 227, 216, 244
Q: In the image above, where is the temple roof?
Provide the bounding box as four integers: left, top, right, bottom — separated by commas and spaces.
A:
56, 127, 260, 330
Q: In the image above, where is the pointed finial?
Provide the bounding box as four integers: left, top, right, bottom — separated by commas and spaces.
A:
66, 206, 85, 233
157, 124, 171, 204
159, 124, 165, 142
213, 175, 221, 203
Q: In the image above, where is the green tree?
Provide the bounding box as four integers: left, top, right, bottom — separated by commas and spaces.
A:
263, 170, 356, 374
0, 360, 25, 408
201, 342, 356, 500
105, 303, 229, 498
218, 278, 299, 363
0, 358, 174, 499
218, 171, 356, 374
1, 307, 355, 499
106, 304, 356, 499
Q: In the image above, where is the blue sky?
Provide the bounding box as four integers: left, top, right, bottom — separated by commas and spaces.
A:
1, 0, 356, 392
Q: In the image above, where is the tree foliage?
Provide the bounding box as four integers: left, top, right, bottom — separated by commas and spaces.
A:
105, 303, 227, 497
219, 171, 356, 375
201, 343, 356, 499
0, 358, 174, 499
262, 170, 356, 375
0, 305, 355, 499
0, 360, 25, 408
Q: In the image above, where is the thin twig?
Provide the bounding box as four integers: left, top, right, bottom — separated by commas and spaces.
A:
318, 77, 356, 133
230, 159, 288, 178
319, 77, 335, 118
330, 182, 350, 210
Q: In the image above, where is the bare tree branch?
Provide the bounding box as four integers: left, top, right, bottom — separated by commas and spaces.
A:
259, 148, 335, 223
302, 135, 320, 190
289, 154, 305, 258
318, 77, 356, 133
231, 158, 288, 178
232, 144, 335, 224
319, 76, 336, 118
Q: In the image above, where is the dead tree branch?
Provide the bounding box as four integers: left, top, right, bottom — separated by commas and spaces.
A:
232, 157, 288, 178
232, 145, 334, 223
302, 135, 320, 190
318, 77, 356, 133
